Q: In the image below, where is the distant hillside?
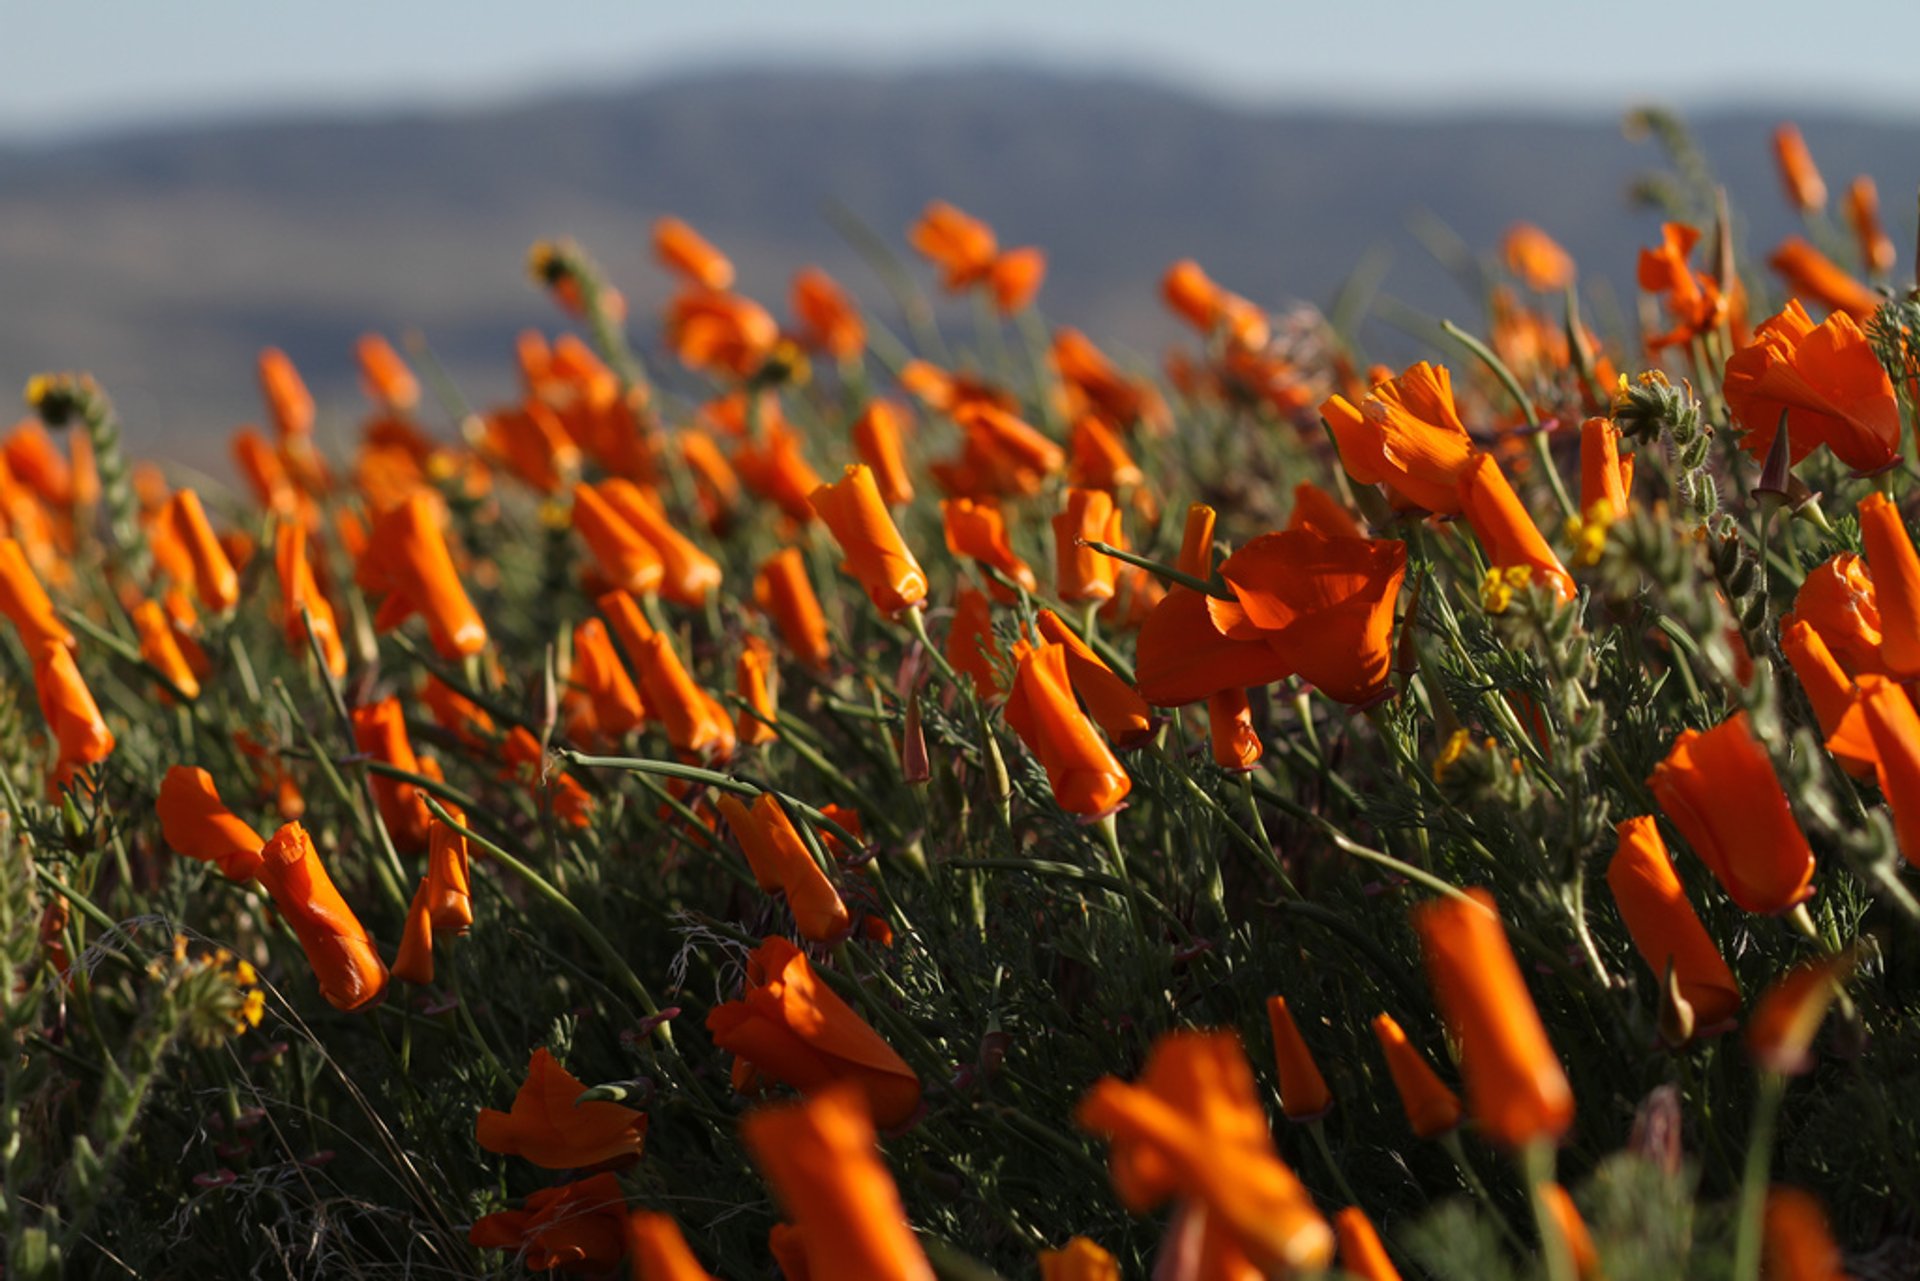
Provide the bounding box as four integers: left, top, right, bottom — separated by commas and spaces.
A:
1, 66, 1914, 469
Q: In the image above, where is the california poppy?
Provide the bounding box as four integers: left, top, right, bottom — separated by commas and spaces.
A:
356, 492, 488, 659
274, 519, 347, 677
734, 636, 779, 747
1037, 1237, 1118, 1281
734, 424, 826, 526
391, 877, 435, 985
1648, 711, 1815, 915
351, 697, 432, 853
425, 813, 473, 933
567, 618, 646, 745
156, 489, 240, 614
485, 401, 580, 494
1607, 816, 1741, 1033
1333, 1207, 1403, 1281
947, 586, 1007, 696
477, 1047, 648, 1168
1053, 489, 1120, 604
1076, 1029, 1334, 1275
1578, 417, 1633, 519
707, 936, 921, 1128
1827, 676, 1920, 865
1503, 223, 1576, 292
1322, 362, 1477, 514
501, 725, 595, 829
740, 1084, 935, 1281
1208, 690, 1261, 772
3, 421, 74, 507
356, 333, 420, 413
908, 201, 999, 290
1161, 259, 1269, 349
852, 401, 914, 506
1748, 952, 1855, 1076
1067, 415, 1144, 492
625, 626, 734, 762
133, 598, 200, 700
943, 497, 1037, 600
953, 403, 1065, 495
422, 673, 497, 749
1265, 995, 1332, 1121
1780, 619, 1872, 776
1033, 610, 1151, 748
1772, 124, 1827, 211
718, 792, 849, 942
1638, 223, 1728, 350
35, 642, 114, 787
1539, 1183, 1599, 1279
1859, 493, 1920, 677
986, 245, 1046, 314
653, 216, 735, 290
1458, 452, 1573, 601
754, 550, 831, 670
666, 289, 779, 379
258, 347, 315, 441
255, 821, 387, 1012
1783, 553, 1885, 677
1369, 1013, 1462, 1139
1053, 328, 1169, 434
0, 537, 72, 653
1005, 642, 1131, 816
810, 465, 927, 616
1723, 300, 1900, 474
573, 482, 666, 597
469, 1172, 628, 1274
680, 428, 742, 533
626, 1212, 717, 1281
1844, 176, 1897, 277
157, 765, 266, 881
1769, 237, 1882, 320
595, 479, 723, 607
791, 266, 865, 362
1412, 889, 1574, 1148
1763, 1187, 1847, 1281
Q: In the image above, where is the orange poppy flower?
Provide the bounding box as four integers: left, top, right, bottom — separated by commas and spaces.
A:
626, 1212, 717, 1281
942, 497, 1036, 600
469, 1172, 628, 1274
501, 726, 595, 829
1369, 1012, 1462, 1139
132, 598, 199, 700
680, 428, 741, 533
1334, 1207, 1403, 1281
1578, 418, 1633, 518
425, 813, 473, 933
1748, 952, 1854, 1076
1648, 711, 1815, 915
897, 359, 1018, 418
1265, 995, 1332, 1121
1161, 260, 1270, 349
351, 697, 433, 853
708, 936, 921, 1128
1637, 222, 1727, 350
1827, 675, 1920, 866
1288, 482, 1362, 539
422, 673, 497, 749
0, 463, 60, 573
1780, 619, 1872, 776
35, 642, 113, 787
477, 1047, 648, 1168
791, 266, 866, 361
719, 792, 849, 941
987, 245, 1046, 314
735, 637, 778, 747
599, 479, 723, 607
1763, 1187, 1847, 1281
1033, 609, 1152, 748
258, 347, 314, 441
566, 618, 646, 746
733, 424, 825, 525
1053, 328, 1169, 434
1077, 1029, 1334, 1275
1769, 237, 1882, 320
156, 490, 240, 614
628, 627, 733, 762
768, 1223, 809, 1280
754, 550, 831, 670
0, 536, 73, 653
3, 421, 74, 507
1783, 553, 1884, 677
1411, 889, 1574, 1148
653, 216, 735, 290
666, 288, 779, 379
356, 333, 420, 412
953, 403, 1066, 494
1458, 452, 1573, 600
852, 401, 914, 506
947, 586, 1007, 696
1771, 124, 1828, 212
1607, 816, 1741, 1032
355, 492, 488, 660
1723, 300, 1899, 474
1539, 1184, 1599, 1279
1321, 362, 1477, 514
157, 765, 266, 881
274, 519, 347, 677
255, 821, 387, 1012
1005, 641, 1132, 816
1208, 690, 1261, 771
1503, 223, 1576, 291
1037, 1237, 1119, 1281
810, 465, 928, 616
484, 401, 580, 494
1067, 415, 1143, 492
1844, 175, 1897, 276
909, 200, 999, 289
741, 1084, 935, 1281
573, 481, 666, 597
1053, 489, 1120, 603
1858, 493, 1920, 677
391, 877, 435, 986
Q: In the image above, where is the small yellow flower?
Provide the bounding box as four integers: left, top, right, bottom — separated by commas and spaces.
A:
1480, 568, 1514, 614
1433, 729, 1475, 783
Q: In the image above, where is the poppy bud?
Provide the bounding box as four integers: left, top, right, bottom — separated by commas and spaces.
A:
1607, 816, 1741, 1034
1369, 1012, 1462, 1139
1333, 1207, 1403, 1281
157, 766, 266, 881
254, 822, 387, 1012
1264, 995, 1332, 1121
391, 877, 435, 986
0, 537, 74, 653
1005, 642, 1131, 817
1053, 489, 1120, 603
809, 465, 927, 617
852, 401, 913, 505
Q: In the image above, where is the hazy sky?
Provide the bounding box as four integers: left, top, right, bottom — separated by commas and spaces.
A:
6, 0, 1919, 138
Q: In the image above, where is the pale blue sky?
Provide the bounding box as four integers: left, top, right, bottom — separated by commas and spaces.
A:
5, 0, 1919, 138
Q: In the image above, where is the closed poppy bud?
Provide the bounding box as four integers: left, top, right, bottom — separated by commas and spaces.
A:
1780, 620, 1873, 777
274, 519, 346, 677
1772, 124, 1828, 212
810, 465, 928, 616
1161, 259, 1269, 349
1748, 951, 1855, 1075
653, 215, 735, 290
1265, 995, 1332, 1121
718, 793, 849, 942
630, 627, 732, 761
132, 598, 199, 700
956, 403, 1065, 489
425, 815, 473, 933
708, 937, 921, 1127
1723, 301, 1900, 475
1859, 492, 1920, 677
1202, 689, 1258, 771
1321, 362, 1476, 514
1539, 1183, 1599, 1279
755, 550, 831, 669
157, 765, 266, 881
4, 421, 74, 506
1053, 488, 1119, 603
356, 333, 419, 412
258, 347, 314, 441
1828, 675, 1920, 865
573, 481, 667, 597
1067, 415, 1142, 491
1607, 817, 1741, 1034
35, 642, 113, 785
1458, 452, 1572, 601
665, 288, 780, 378
469, 1173, 628, 1274
159, 490, 240, 614
1648, 710, 1816, 915
355, 492, 488, 660
477, 1047, 648, 1168
1369, 1013, 1462, 1139
1844, 175, 1897, 277
1335, 1207, 1403, 1281
391, 877, 435, 985
909, 200, 998, 290
735, 636, 778, 747
791, 266, 865, 362
1038, 1237, 1119, 1281
422, 674, 496, 749
626, 1212, 717, 1281
597, 479, 723, 607
255, 822, 387, 1012
1578, 417, 1633, 519
1783, 553, 1884, 677
1763, 1187, 1847, 1281
567, 617, 646, 745
233, 427, 299, 516
734, 424, 825, 525
485, 401, 579, 493
947, 587, 1007, 696
987, 245, 1046, 314
1033, 610, 1151, 748
351, 697, 432, 853
1503, 223, 1576, 292
944, 496, 1036, 600
1768, 237, 1881, 320
852, 401, 914, 506
0, 537, 73, 653
1005, 642, 1131, 817
1412, 890, 1574, 1148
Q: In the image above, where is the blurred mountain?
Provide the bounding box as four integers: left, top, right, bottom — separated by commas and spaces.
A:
1, 65, 1913, 470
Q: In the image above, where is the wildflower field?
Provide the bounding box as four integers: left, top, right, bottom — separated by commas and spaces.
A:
5, 114, 1920, 1280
